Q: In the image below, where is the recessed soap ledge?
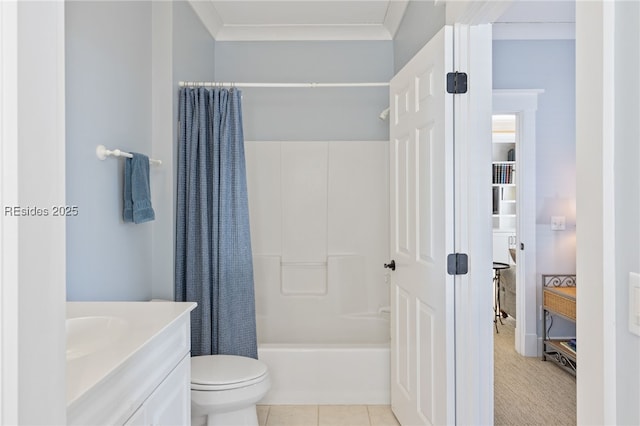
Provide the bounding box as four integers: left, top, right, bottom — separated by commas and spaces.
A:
66, 301, 196, 425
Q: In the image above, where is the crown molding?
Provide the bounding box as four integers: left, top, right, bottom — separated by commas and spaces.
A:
214, 24, 392, 41
188, 0, 224, 39
189, 0, 398, 41
382, 0, 409, 39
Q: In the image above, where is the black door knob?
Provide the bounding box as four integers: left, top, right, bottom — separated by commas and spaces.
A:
384, 260, 396, 271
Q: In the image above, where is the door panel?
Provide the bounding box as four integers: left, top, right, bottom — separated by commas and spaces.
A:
417, 301, 435, 423
395, 287, 412, 397
390, 26, 454, 426
417, 124, 435, 263
394, 136, 412, 257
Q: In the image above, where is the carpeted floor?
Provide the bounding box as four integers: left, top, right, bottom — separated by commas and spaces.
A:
494, 318, 576, 425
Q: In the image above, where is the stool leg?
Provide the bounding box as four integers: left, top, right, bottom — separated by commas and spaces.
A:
493, 270, 504, 333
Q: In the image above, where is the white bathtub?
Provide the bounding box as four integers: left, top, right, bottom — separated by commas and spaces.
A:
258, 343, 390, 405
253, 261, 392, 405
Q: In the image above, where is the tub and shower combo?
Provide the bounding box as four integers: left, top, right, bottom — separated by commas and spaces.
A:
257, 304, 390, 404
245, 140, 391, 405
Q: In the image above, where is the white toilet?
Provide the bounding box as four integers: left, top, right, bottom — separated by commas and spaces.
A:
190, 354, 270, 426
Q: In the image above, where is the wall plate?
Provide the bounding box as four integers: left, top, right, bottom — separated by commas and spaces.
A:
550, 215, 566, 231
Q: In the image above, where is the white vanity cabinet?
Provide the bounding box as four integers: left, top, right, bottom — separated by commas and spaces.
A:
66, 302, 196, 426
124, 354, 190, 425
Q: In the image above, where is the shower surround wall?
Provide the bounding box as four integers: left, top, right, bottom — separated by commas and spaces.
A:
246, 141, 389, 344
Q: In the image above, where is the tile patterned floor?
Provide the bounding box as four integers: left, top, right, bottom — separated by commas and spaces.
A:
257, 405, 400, 426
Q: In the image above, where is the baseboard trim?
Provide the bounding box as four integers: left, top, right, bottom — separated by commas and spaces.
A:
523, 333, 538, 357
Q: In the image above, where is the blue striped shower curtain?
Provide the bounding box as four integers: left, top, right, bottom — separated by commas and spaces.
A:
175, 87, 257, 359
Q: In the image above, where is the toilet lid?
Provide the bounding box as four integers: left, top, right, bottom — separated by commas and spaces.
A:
191, 355, 268, 388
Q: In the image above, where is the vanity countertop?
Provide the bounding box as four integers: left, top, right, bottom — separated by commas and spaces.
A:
66, 301, 196, 407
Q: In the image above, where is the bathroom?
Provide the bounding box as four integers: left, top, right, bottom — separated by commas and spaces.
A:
59, 0, 429, 424
1, 0, 446, 421
4, 1, 640, 425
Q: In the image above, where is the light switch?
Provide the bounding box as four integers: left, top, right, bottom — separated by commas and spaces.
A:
551, 216, 566, 231
629, 272, 640, 336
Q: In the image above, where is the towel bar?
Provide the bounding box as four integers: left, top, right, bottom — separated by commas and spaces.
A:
96, 145, 162, 166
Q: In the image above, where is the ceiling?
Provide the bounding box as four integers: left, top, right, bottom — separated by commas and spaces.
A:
497, 0, 574, 23
189, 0, 410, 41
495, 0, 575, 40
188, 0, 575, 42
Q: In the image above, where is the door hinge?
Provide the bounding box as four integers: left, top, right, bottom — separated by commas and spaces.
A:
447, 253, 469, 275
446, 72, 468, 94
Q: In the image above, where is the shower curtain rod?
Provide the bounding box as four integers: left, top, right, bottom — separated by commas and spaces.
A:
179, 81, 389, 88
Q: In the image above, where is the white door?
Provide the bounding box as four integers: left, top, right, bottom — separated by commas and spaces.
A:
389, 26, 455, 426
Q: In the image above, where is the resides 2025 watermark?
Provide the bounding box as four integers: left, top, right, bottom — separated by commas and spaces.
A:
3, 205, 79, 217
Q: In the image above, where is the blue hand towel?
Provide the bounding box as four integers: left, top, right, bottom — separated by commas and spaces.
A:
123, 153, 155, 224
123, 158, 134, 222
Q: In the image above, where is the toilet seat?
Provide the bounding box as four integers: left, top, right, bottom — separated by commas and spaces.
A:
191, 355, 269, 391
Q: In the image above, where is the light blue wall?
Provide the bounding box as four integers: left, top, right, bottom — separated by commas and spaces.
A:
393, 0, 445, 73
214, 41, 393, 141
172, 1, 216, 137
173, 2, 216, 95
66, 1, 153, 301
66, 1, 216, 301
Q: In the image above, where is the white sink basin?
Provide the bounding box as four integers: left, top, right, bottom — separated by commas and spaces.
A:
66, 316, 128, 360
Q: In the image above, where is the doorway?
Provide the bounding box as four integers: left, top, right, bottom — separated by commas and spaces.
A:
491, 112, 517, 331
492, 90, 541, 357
